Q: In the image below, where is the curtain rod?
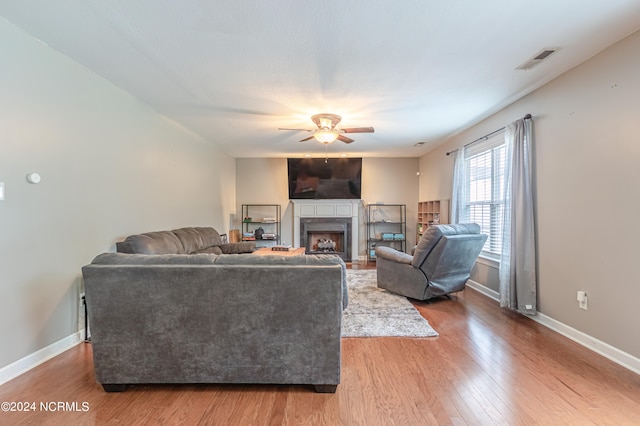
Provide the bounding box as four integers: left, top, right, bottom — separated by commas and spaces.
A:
446, 113, 531, 156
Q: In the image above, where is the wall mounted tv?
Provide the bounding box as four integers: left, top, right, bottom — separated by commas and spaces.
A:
287, 157, 362, 200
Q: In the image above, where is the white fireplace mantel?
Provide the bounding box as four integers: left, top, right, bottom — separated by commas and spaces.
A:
291, 200, 360, 261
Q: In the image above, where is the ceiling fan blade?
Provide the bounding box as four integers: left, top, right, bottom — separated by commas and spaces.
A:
299, 135, 316, 142
278, 128, 312, 132
337, 135, 355, 144
342, 127, 375, 134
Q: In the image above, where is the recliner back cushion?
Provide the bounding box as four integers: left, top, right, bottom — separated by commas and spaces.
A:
422, 234, 488, 280
411, 223, 481, 269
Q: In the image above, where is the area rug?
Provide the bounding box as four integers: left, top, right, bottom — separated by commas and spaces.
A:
342, 269, 438, 338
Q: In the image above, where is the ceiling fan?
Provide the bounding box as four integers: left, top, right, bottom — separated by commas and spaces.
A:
278, 113, 374, 144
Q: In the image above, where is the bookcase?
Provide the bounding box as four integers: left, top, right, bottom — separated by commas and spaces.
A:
367, 204, 406, 262
417, 199, 449, 243
241, 204, 281, 247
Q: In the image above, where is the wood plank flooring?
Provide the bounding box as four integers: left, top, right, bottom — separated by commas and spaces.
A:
1, 264, 639, 425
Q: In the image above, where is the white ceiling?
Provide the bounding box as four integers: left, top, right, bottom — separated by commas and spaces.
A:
2, 1, 640, 158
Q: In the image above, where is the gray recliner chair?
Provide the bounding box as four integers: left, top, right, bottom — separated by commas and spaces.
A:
376, 223, 487, 300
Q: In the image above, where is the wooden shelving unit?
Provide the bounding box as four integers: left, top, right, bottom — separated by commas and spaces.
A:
417, 199, 449, 243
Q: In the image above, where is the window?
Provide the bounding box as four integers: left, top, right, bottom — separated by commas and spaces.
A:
464, 132, 506, 256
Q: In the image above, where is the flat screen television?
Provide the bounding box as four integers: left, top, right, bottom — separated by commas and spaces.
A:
287, 157, 362, 199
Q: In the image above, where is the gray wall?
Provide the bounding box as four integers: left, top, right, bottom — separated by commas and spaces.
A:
235, 157, 419, 258
0, 19, 236, 370
418, 29, 640, 358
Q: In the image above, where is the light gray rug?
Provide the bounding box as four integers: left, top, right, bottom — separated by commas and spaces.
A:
342, 269, 439, 338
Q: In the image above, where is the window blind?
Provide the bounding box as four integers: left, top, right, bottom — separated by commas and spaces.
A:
464, 131, 505, 255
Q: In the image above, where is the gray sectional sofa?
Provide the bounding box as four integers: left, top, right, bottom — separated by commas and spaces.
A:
82, 227, 347, 393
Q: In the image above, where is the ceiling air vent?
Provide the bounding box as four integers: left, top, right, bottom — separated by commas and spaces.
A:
516, 48, 559, 70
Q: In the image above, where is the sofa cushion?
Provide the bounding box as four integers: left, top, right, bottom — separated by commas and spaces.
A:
92, 253, 218, 265
116, 231, 185, 255
172, 227, 206, 254
219, 242, 256, 254
193, 227, 222, 248
214, 253, 348, 308
116, 227, 228, 255
195, 246, 223, 255
411, 223, 481, 269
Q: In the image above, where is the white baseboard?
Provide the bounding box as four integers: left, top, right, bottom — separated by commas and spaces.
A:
466, 280, 640, 375
0, 331, 84, 386
467, 279, 500, 301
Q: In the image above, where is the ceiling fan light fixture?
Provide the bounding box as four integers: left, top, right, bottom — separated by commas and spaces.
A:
313, 128, 339, 144
280, 113, 372, 145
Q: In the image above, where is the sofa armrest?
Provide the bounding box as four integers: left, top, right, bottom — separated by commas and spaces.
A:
375, 246, 413, 264
220, 241, 256, 254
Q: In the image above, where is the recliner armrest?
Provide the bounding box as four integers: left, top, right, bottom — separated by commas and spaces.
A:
375, 246, 413, 264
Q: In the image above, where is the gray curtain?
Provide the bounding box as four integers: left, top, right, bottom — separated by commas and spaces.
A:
499, 118, 537, 314
450, 149, 467, 224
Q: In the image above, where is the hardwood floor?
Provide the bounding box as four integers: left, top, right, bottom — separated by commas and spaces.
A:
2, 264, 639, 425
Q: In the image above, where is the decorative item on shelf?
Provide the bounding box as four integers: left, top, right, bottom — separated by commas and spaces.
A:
262, 217, 276, 223
243, 217, 252, 223
261, 233, 276, 240
242, 232, 255, 241
382, 233, 395, 241
254, 227, 264, 240
393, 233, 405, 240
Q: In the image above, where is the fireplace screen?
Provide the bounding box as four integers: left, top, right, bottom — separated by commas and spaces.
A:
300, 218, 351, 261
308, 232, 344, 253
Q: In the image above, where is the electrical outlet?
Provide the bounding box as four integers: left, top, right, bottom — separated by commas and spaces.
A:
579, 295, 588, 310
577, 291, 588, 310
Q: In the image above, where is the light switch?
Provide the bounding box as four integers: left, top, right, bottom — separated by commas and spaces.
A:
0, 182, 4, 201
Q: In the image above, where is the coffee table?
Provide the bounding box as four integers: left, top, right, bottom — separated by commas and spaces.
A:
253, 247, 306, 257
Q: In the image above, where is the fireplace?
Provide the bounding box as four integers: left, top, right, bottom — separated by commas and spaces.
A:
291, 200, 360, 262
301, 218, 351, 261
